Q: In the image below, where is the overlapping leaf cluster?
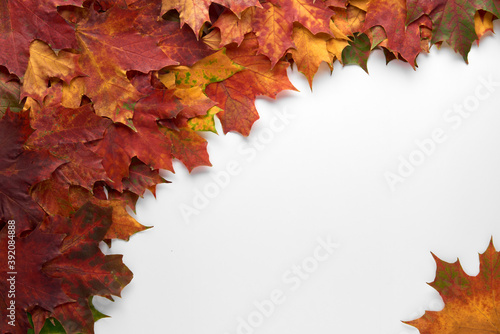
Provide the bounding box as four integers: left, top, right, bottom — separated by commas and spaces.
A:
0, 0, 498, 333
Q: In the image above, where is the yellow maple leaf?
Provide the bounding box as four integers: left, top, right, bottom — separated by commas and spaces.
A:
22, 40, 82, 103
291, 25, 332, 89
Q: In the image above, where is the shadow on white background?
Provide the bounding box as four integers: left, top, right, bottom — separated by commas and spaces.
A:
95, 22, 500, 334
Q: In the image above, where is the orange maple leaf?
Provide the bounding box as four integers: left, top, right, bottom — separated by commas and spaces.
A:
406, 239, 500, 333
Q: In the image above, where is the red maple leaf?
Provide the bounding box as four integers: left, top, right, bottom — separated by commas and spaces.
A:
0, 109, 64, 234
0, 0, 81, 77
0, 225, 70, 334
41, 202, 133, 333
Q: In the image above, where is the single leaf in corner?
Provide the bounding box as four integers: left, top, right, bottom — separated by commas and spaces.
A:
405, 239, 500, 333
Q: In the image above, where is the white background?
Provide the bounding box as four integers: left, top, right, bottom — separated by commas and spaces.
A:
95, 22, 500, 334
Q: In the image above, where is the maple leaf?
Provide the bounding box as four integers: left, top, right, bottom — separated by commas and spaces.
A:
205, 34, 296, 135
26, 92, 111, 190
160, 124, 212, 172
0, 109, 63, 234
42, 202, 133, 333
0, 0, 80, 77
93, 111, 176, 189
405, 0, 500, 61
205, 77, 260, 136
251, 2, 295, 67
92, 61, 214, 184
132, 0, 216, 66
342, 32, 371, 72
0, 226, 70, 334
21, 40, 83, 104
160, 0, 261, 36
406, 239, 500, 333
94, 125, 167, 189
72, 185, 150, 241
74, 5, 178, 124
0, 67, 21, 115
78, 5, 177, 73
212, 8, 254, 48
31, 179, 149, 242
291, 24, 332, 88
43, 203, 133, 298
364, 0, 425, 67
233, 1, 343, 77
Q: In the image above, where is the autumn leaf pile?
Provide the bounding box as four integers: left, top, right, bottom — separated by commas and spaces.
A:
0, 0, 498, 333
